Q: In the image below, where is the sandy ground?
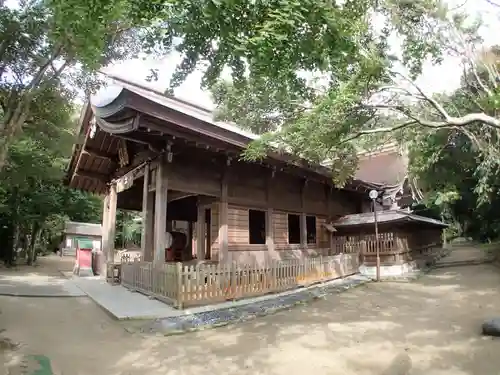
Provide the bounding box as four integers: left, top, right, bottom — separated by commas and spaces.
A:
1, 250, 500, 375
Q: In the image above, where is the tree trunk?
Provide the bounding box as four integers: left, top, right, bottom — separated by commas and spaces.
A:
0, 45, 65, 171
26, 223, 41, 266
0, 186, 20, 266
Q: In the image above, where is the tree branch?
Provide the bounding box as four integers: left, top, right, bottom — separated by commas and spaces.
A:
393, 72, 452, 121
339, 120, 417, 144
342, 110, 500, 147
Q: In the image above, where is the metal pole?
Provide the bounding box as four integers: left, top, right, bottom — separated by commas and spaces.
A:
373, 198, 380, 282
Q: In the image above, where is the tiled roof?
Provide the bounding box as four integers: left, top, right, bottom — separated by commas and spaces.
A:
333, 210, 448, 228
102, 73, 259, 141
64, 221, 102, 237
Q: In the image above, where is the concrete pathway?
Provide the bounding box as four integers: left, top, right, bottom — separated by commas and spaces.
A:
435, 243, 495, 268
64, 274, 178, 320
0, 257, 85, 297
0, 274, 85, 297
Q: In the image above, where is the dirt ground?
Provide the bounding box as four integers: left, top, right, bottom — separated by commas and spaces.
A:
2, 254, 500, 375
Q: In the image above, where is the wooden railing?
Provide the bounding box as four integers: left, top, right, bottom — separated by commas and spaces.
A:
120, 253, 359, 309
332, 231, 442, 256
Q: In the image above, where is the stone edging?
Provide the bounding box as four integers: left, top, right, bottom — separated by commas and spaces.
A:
138, 275, 370, 336
375, 248, 453, 283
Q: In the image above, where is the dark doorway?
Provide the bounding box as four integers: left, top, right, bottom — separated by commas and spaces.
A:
249, 209, 266, 244
288, 214, 301, 244
306, 215, 317, 244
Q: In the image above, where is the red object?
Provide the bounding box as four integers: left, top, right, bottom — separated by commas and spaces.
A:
77, 248, 93, 270
165, 247, 174, 261
73, 237, 95, 276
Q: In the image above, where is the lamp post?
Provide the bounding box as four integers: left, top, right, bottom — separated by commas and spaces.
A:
369, 190, 381, 282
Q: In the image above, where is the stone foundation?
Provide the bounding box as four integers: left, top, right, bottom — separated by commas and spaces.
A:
359, 262, 418, 278
359, 247, 450, 279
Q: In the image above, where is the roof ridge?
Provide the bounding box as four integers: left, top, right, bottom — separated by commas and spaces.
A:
100, 71, 215, 115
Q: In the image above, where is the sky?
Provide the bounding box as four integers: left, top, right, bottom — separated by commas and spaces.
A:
107, 0, 500, 111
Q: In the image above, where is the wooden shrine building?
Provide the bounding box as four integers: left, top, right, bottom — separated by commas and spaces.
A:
64, 76, 447, 307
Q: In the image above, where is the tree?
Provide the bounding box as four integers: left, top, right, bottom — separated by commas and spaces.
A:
206, 2, 500, 182
0, 81, 102, 265
198, 0, 500, 242
0, 0, 152, 171
1, 0, 452, 173
116, 210, 142, 249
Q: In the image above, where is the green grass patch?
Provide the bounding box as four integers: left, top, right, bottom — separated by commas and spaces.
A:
30, 355, 53, 375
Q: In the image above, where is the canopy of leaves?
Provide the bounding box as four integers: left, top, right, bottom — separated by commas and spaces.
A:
201, 0, 456, 183
0, 80, 102, 265
406, 43, 500, 241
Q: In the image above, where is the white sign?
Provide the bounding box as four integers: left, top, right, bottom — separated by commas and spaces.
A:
116, 173, 133, 193
369, 190, 379, 200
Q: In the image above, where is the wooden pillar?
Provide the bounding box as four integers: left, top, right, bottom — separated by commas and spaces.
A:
99, 194, 109, 275
206, 208, 212, 260
153, 159, 168, 264
141, 164, 154, 260
187, 221, 194, 260
196, 202, 205, 260
218, 174, 228, 263
104, 183, 117, 264
266, 172, 275, 256
326, 185, 333, 255
101, 193, 109, 249
300, 180, 307, 248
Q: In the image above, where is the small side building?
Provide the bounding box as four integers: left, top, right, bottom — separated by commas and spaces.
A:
61, 221, 102, 256
331, 210, 447, 278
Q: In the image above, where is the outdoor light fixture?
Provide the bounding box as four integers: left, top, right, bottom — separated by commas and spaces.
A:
369, 190, 381, 282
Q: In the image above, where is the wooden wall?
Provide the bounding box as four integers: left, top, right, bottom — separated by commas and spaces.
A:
216, 204, 339, 265
210, 203, 220, 260
142, 146, 366, 265
149, 146, 361, 216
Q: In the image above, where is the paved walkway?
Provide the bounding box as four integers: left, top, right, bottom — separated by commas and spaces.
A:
435, 243, 496, 268
0, 257, 84, 297
64, 274, 179, 320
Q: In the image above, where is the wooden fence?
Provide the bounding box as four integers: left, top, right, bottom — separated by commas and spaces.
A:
121, 253, 360, 309
331, 233, 398, 255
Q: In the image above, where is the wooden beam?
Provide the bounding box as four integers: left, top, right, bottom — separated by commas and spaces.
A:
141, 164, 154, 261
114, 133, 163, 153
218, 171, 229, 263
75, 170, 109, 181
83, 146, 116, 160
140, 116, 244, 154
196, 200, 206, 260
300, 179, 307, 249
326, 185, 333, 255
104, 184, 117, 266
168, 191, 194, 202
69, 121, 92, 186
153, 156, 168, 264
266, 171, 275, 256
100, 193, 109, 275
113, 149, 157, 179
198, 196, 217, 206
